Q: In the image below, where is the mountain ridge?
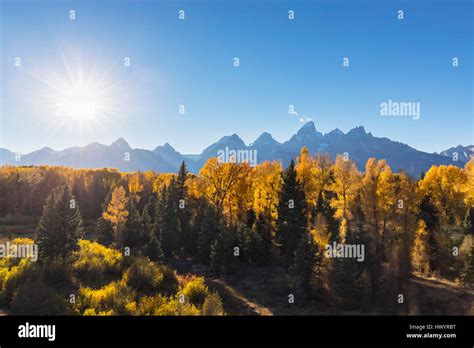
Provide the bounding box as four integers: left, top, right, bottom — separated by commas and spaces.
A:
1, 122, 471, 176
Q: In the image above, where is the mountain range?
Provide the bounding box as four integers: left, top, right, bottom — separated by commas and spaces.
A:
1, 122, 472, 176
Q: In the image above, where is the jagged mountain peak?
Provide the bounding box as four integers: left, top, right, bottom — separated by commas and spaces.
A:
110, 137, 131, 149
297, 121, 317, 134
347, 126, 367, 136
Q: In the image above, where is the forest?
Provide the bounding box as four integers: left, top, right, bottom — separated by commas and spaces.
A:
0, 147, 473, 315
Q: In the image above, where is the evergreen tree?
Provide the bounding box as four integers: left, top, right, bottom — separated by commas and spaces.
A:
141, 205, 153, 238
417, 194, 440, 273
314, 190, 339, 242
463, 206, 474, 235
95, 216, 114, 244
160, 180, 180, 257
36, 185, 84, 259
144, 195, 157, 225
188, 198, 208, 255
254, 214, 272, 265
291, 231, 322, 292
146, 233, 164, 262
123, 198, 143, 249
329, 225, 364, 308
210, 227, 239, 276
276, 160, 307, 266
240, 224, 262, 264
197, 204, 222, 265
175, 162, 191, 252
461, 244, 474, 287
151, 186, 167, 245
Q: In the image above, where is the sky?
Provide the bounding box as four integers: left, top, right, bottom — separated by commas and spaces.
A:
1, 0, 473, 154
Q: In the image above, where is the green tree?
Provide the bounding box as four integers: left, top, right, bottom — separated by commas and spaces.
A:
123, 198, 144, 250
198, 204, 222, 265
254, 214, 272, 265
146, 233, 164, 262
276, 160, 307, 266
417, 194, 441, 273
36, 185, 84, 259
176, 162, 192, 252
210, 227, 239, 276
291, 231, 322, 292
160, 180, 180, 257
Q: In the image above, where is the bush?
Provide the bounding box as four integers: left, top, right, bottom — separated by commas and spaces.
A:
156, 265, 180, 296
123, 258, 164, 294
78, 281, 135, 315
201, 292, 225, 316
137, 295, 200, 316
10, 273, 71, 315
0, 258, 35, 306
123, 257, 179, 296
73, 240, 123, 284
181, 276, 209, 306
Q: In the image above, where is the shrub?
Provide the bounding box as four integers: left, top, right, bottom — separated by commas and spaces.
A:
123, 258, 164, 294
10, 273, 71, 315
78, 280, 135, 315
0, 258, 35, 306
201, 292, 225, 316
73, 240, 123, 284
137, 295, 200, 316
181, 276, 208, 306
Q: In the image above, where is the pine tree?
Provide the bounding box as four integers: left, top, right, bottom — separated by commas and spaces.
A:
146, 233, 164, 262
254, 214, 272, 265
210, 227, 239, 276
329, 224, 364, 308
314, 190, 339, 242
95, 216, 114, 244
36, 184, 84, 259
176, 161, 191, 252
123, 198, 143, 249
291, 231, 321, 292
276, 160, 307, 266
463, 206, 474, 235
417, 194, 440, 273
160, 180, 180, 257
197, 204, 222, 265
188, 198, 207, 255
141, 205, 153, 238
241, 224, 262, 264
461, 244, 474, 287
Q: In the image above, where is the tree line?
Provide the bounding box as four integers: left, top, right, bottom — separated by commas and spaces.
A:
1, 147, 473, 312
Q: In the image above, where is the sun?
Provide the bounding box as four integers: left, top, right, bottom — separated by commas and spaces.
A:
56, 80, 101, 121
34, 52, 122, 132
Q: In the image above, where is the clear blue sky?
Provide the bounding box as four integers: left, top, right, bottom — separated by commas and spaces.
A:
1, 0, 472, 154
